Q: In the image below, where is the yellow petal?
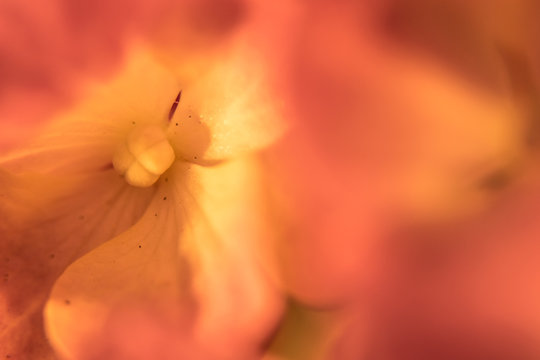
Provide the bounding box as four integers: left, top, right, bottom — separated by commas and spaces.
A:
45, 157, 283, 359
166, 40, 287, 162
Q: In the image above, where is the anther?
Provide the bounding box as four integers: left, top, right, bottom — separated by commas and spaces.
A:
112, 125, 175, 187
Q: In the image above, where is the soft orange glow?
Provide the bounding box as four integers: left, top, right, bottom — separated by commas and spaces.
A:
2, 0, 540, 359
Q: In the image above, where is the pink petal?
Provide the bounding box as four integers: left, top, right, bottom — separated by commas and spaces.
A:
263, 0, 533, 307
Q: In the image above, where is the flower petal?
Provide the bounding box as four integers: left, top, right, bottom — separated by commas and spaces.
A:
346, 173, 540, 359
166, 41, 287, 163
262, 0, 531, 307
0, 167, 154, 358
0, 49, 180, 358
45, 157, 283, 359
0, 0, 148, 152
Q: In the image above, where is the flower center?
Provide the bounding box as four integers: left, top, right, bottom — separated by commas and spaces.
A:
112, 125, 175, 187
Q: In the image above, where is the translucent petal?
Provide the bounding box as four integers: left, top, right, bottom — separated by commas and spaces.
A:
0, 168, 154, 357
45, 158, 283, 360
167, 40, 287, 163
0, 49, 182, 174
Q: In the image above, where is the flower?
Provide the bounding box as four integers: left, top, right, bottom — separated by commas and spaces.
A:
5, 0, 540, 359
0, 1, 289, 358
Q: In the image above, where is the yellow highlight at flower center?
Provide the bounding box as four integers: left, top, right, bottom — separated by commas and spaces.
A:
113, 125, 175, 187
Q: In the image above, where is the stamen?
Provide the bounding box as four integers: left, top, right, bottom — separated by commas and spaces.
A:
112, 125, 175, 187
